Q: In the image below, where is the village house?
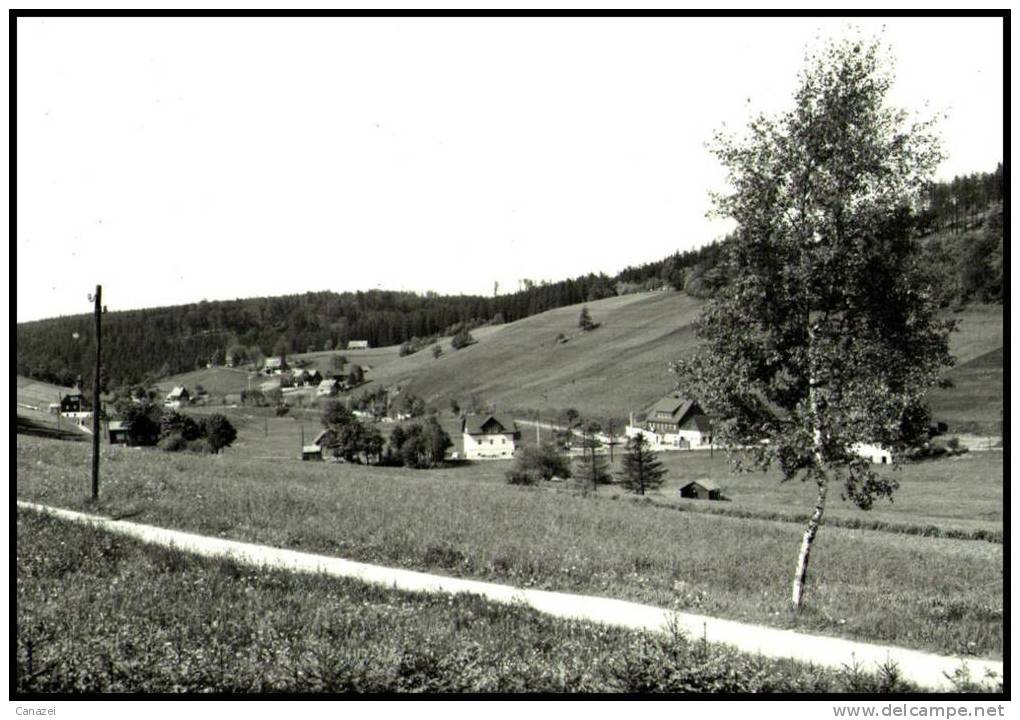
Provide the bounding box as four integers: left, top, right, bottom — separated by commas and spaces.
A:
347, 340, 370, 350
316, 377, 342, 397
462, 414, 520, 460
639, 393, 713, 448
852, 442, 892, 464
165, 386, 190, 408
263, 357, 286, 375
59, 392, 89, 414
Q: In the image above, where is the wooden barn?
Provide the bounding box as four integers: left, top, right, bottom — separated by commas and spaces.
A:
108, 420, 130, 445
678, 479, 722, 500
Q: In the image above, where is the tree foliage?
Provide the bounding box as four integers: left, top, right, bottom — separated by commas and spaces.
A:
619, 432, 667, 495
506, 442, 572, 485
672, 33, 954, 607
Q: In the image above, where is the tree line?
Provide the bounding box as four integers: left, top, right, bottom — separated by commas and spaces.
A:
15, 163, 1002, 391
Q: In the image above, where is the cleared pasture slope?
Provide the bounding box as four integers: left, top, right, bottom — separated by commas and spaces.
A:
331, 295, 1000, 431
15, 434, 1002, 658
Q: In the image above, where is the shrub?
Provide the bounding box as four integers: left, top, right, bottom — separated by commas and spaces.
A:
157, 434, 188, 453
201, 414, 238, 454
275, 405, 290, 417
508, 443, 572, 485
187, 438, 213, 454
505, 470, 539, 486
451, 329, 475, 350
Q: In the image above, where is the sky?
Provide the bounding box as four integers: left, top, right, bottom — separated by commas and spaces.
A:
15, 15, 1005, 322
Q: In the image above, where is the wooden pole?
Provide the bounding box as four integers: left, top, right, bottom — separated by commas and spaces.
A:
91, 285, 102, 500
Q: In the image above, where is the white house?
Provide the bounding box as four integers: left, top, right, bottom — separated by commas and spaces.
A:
852, 442, 892, 464
316, 378, 340, 397
462, 414, 520, 460
164, 386, 190, 408
263, 357, 285, 375
640, 393, 713, 448
347, 340, 370, 350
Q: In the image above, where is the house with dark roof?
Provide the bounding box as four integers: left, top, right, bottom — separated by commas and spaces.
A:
643, 393, 713, 447
461, 414, 520, 460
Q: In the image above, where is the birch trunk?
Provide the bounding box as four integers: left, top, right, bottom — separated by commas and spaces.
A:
791, 471, 827, 608
793, 319, 828, 609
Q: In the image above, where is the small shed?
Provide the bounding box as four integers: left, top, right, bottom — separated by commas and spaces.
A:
302, 445, 324, 461
108, 420, 130, 445
678, 479, 722, 500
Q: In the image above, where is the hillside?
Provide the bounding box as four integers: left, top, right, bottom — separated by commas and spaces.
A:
342, 294, 1002, 431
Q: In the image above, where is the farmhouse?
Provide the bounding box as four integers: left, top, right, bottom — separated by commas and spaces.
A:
853, 442, 892, 464
165, 386, 190, 407
347, 340, 370, 350
317, 378, 342, 397
462, 414, 520, 460
59, 393, 89, 414
642, 393, 713, 447
108, 420, 130, 445
678, 479, 722, 500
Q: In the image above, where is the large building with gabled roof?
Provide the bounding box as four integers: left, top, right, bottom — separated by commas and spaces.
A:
643, 392, 713, 447
461, 414, 520, 460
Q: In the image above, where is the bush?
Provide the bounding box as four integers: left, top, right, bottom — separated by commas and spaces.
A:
508, 443, 572, 485
275, 405, 290, 417
505, 470, 540, 486
451, 329, 475, 350
157, 434, 188, 453
187, 438, 213, 454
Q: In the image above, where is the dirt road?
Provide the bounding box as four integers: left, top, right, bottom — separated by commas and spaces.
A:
17, 501, 1001, 691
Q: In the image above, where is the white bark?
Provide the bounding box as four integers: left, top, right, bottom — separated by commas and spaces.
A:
791, 473, 827, 608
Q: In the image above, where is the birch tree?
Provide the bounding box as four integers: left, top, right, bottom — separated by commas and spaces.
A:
673, 33, 953, 609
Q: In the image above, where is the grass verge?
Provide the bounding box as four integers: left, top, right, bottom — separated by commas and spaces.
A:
15, 435, 1003, 659
20, 509, 974, 694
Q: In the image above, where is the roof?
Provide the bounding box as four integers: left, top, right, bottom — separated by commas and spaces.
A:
646, 393, 698, 424
265, 357, 283, 367
680, 478, 721, 492
691, 414, 713, 433
462, 414, 517, 435
108, 421, 129, 431
312, 430, 330, 446
302, 445, 323, 454
167, 386, 188, 399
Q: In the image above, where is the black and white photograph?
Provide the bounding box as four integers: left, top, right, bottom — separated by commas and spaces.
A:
12, 10, 1007, 709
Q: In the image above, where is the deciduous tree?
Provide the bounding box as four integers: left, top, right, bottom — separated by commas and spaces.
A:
672, 33, 953, 609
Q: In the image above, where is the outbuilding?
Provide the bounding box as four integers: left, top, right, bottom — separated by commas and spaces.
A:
108, 420, 130, 445
678, 479, 722, 500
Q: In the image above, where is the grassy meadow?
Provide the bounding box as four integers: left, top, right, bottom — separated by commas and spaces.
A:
19, 509, 950, 694
16, 434, 1002, 659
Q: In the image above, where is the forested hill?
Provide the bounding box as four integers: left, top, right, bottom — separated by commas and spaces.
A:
16, 165, 1003, 390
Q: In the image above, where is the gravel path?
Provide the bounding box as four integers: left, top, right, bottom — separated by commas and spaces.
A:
17, 500, 1002, 691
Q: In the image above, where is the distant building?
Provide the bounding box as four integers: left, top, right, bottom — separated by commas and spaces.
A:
59, 393, 89, 414
347, 340, 370, 350
317, 378, 341, 397
852, 442, 892, 464
165, 386, 190, 407
678, 479, 722, 500
108, 420, 130, 445
462, 414, 520, 460
291, 369, 309, 386
264, 357, 289, 375
642, 393, 713, 447
305, 368, 322, 385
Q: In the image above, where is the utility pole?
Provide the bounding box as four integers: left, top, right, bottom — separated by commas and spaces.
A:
90, 285, 102, 500
608, 419, 615, 463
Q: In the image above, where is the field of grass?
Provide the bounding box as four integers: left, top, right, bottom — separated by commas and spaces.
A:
154, 366, 256, 398
16, 376, 75, 410
16, 435, 1003, 659
928, 348, 1004, 436
18, 509, 945, 694
286, 296, 1002, 434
